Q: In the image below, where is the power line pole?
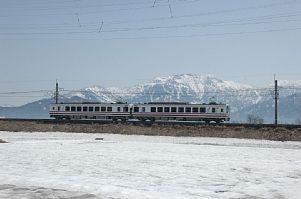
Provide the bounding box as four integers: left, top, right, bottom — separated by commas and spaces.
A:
55, 80, 59, 104
274, 78, 279, 126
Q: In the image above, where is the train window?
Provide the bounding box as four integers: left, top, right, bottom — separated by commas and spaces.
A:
212, 108, 216, 113
58, 106, 60, 111
151, 107, 156, 112
133, 107, 139, 112
157, 107, 163, 112
77, 106, 82, 112
95, 107, 100, 112
101, 107, 106, 112
117, 107, 121, 112
65, 106, 70, 111
200, 107, 206, 113
164, 107, 170, 112
171, 107, 177, 112
52, 107, 55, 110
185, 107, 191, 113
221, 108, 224, 113
89, 107, 94, 112
141, 107, 146, 112
107, 107, 112, 112
123, 107, 128, 112
83, 106, 88, 112
192, 107, 198, 113
71, 106, 76, 112
178, 107, 184, 112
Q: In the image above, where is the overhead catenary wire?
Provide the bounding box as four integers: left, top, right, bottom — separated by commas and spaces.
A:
1, 0, 301, 41
1, 9, 301, 40
168, 0, 173, 18
2, 9, 301, 28
0, 0, 199, 11
0, 0, 207, 17
105, 26, 301, 40
0, 86, 300, 103
0, 0, 299, 18
2, 10, 301, 31
152, 0, 157, 8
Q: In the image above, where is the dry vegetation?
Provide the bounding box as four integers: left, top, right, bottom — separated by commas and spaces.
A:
0, 120, 301, 141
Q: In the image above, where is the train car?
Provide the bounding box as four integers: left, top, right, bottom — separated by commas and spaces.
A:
49, 101, 230, 123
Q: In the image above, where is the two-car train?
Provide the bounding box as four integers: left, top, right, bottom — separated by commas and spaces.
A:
49, 101, 230, 123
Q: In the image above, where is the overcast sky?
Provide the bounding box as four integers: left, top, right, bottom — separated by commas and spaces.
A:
0, 0, 301, 105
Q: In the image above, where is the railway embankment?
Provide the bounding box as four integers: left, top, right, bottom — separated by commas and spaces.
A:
0, 119, 301, 141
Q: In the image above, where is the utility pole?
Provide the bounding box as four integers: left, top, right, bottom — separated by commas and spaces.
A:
274, 78, 279, 126
55, 80, 59, 104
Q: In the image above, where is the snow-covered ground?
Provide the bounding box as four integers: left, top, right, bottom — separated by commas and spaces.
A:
0, 132, 301, 199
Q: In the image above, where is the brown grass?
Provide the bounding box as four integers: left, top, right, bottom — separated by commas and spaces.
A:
1, 120, 301, 141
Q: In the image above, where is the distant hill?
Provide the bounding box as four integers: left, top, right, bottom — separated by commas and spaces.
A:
1, 74, 300, 123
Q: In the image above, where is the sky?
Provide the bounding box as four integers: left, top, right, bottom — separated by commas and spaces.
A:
0, 0, 301, 106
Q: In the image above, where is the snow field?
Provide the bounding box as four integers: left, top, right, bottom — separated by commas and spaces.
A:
0, 132, 301, 199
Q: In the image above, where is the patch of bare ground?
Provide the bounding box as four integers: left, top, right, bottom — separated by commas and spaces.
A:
0, 139, 7, 143
0, 184, 99, 199
1, 120, 301, 141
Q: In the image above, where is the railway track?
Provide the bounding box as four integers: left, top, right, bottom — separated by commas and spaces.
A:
1, 118, 301, 129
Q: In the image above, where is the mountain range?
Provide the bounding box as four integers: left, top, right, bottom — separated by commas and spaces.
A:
0, 74, 300, 123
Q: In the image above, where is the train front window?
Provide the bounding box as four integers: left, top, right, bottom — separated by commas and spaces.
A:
192, 107, 198, 113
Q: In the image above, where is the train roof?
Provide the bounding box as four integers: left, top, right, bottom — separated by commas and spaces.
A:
51, 101, 227, 105
52, 102, 127, 105
146, 102, 188, 105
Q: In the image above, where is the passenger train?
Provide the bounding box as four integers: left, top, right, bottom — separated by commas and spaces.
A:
49, 101, 230, 123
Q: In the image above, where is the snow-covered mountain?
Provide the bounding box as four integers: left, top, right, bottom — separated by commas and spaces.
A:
129, 74, 262, 112
65, 74, 263, 113
1, 74, 300, 123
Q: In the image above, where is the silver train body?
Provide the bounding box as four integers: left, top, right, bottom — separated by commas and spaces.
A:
49, 102, 230, 123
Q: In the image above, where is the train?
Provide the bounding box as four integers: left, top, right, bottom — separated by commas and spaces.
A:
49, 101, 230, 123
